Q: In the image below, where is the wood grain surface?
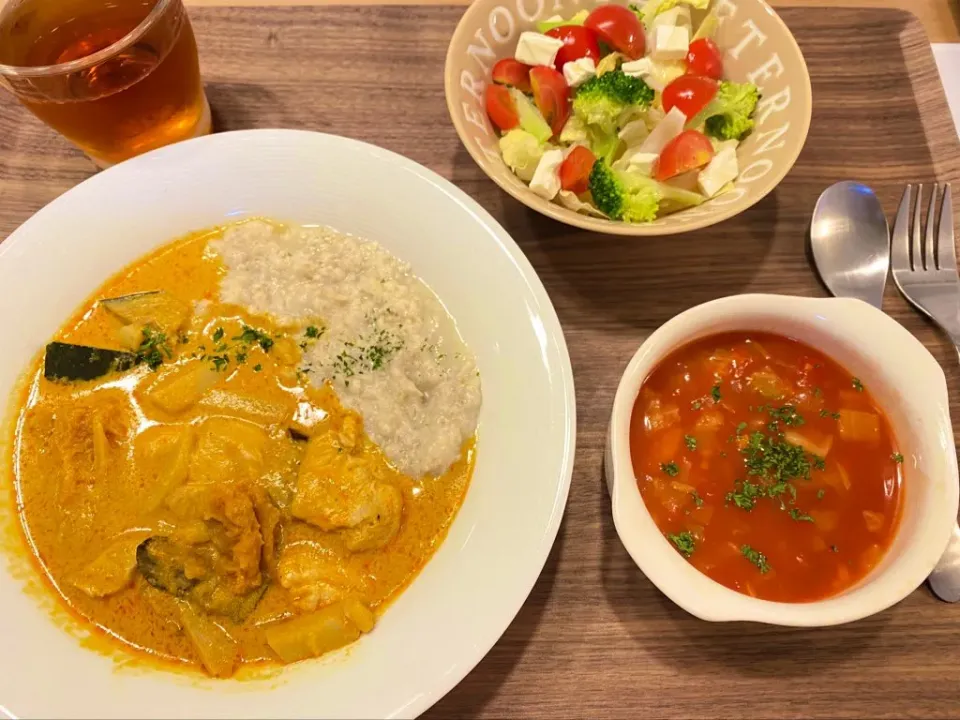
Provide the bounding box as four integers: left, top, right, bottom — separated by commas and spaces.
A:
183, 0, 960, 44
1, 5, 960, 718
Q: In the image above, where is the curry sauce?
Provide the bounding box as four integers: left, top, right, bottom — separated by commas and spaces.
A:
9, 224, 475, 676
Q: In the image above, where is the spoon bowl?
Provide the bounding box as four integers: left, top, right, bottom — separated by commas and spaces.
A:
811, 181, 890, 308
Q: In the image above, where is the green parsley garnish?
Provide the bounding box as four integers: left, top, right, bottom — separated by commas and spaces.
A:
820, 409, 841, 420
852, 377, 864, 392
253, 363, 262, 372
684, 435, 697, 450
736, 421, 748, 435
726, 478, 765, 511
764, 404, 805, 427
742, 430, 812, 483
235, 325, 274, 352
711, 383, 722, 403
628, 2, 644, 20
692, 400, 702, 410
235, 352, 247, 364
210, 354, 230, 372
668, 531, 696, 557
812, 455, 826, 471
892, 452, 904, 463
817, 489, 826, 500
305, 325, 321, 339
660, 461, 680, 477
788, 508, 814, 522
741, 544, 770, 573
136, 326, 173, 371
212, 327, 224, 343
691, 490, 704, 508
813, 386, 822, 397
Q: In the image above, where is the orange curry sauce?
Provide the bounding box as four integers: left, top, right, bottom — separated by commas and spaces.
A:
630, 332, 903, 602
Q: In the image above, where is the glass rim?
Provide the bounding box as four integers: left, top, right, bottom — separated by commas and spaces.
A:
0, 0, 176, 78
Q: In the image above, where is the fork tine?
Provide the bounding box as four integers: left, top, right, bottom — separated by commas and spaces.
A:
913, 184, 924, 269
926, 184, 939, 270
939, 184, 956, 272
892, 185, 913, 272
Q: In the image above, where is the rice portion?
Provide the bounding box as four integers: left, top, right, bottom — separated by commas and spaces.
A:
211, 220, 482, 478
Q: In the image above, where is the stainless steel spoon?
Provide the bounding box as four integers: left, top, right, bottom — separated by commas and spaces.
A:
811, 181, 960, 602
811, 181, 890, 305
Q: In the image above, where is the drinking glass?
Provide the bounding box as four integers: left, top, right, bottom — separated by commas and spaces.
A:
0, 0, 210, 167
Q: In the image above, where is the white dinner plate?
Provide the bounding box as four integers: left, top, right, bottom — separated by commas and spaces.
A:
0, 129, 576, 719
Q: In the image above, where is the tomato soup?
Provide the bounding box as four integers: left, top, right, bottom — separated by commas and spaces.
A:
630, 332, 903, 602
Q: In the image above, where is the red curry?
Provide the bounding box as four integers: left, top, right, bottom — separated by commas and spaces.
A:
630, 332, 903, 603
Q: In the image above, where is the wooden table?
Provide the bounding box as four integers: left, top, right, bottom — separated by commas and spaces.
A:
186, 0, 960, 43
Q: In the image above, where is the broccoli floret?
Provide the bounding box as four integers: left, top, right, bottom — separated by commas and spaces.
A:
588, 162, 661, 223
572, 70, 655, 134
703, 81, 760, 141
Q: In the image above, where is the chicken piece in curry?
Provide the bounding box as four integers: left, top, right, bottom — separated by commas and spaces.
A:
8, 228, 474, 677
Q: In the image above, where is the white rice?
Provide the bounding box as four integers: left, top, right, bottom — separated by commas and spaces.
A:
211, 220, 482, 478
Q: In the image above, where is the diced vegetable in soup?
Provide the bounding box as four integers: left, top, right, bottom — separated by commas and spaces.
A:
630, 332, 903, 602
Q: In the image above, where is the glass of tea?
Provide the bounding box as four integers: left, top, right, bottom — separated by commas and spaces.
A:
0, 0, 210, 168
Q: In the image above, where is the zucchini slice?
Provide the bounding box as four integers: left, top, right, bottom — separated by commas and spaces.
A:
100, 291, 190, 335
44, 342, 137, 381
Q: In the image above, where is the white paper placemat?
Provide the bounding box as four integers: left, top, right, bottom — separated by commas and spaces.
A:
933, 44, 960, 138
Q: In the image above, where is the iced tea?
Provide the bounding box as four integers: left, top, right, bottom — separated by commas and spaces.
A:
0, 0, 209, 167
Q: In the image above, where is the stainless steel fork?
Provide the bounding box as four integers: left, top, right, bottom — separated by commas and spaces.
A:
891, 183, 960, 602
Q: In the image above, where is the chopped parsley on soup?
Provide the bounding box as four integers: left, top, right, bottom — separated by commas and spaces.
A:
630, 332, 903, 602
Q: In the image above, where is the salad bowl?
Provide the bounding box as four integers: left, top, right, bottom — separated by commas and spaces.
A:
445, 0, 812, 236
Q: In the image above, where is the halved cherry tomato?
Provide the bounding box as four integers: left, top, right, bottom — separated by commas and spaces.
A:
485, 84, 519, 132
685, 38, 723, 80
559, 145, 597, 194
545, 25, 601, 71
662, 75, 718, 119
654, 129, 714, 181
530, 66, 570, 137
492, 58, 533, 93
584, 4, 645, 60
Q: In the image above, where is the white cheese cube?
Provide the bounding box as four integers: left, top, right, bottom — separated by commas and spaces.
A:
563, 57, 596, 87
614, 149, 659, 176
639, 106, 687, 155
620, 57, 652, 79
651, 25, 690, 61
514, 31, 565, 68
697, 146, 739, 197
529, 148, 564, 200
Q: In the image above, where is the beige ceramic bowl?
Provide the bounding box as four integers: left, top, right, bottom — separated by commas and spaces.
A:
445, 0, 812, 235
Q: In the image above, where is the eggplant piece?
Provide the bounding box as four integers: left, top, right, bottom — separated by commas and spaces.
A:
44, 342, 137, 381
100, 290, 190, 335
136, 537, 198, 596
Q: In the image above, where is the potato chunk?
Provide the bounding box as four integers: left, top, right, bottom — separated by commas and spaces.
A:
264, 600, 374, 664
145, 361, 220, 414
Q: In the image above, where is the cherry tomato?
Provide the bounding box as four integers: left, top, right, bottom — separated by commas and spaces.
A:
491, 58, 533, 93
584, 4, 645, 60
655, 129, 714, 181
662, 75, 718, 119
559, 145, 597, 194
545, 25, 601, 70
530, 66, 571, 137
485, 84, 519, 132
685, 38, 723, 80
